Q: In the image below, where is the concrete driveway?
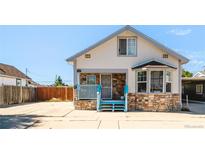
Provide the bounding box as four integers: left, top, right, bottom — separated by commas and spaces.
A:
0, 102, 205, 129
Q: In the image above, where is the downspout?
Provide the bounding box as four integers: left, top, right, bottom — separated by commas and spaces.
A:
73, 60, 77, 101
178, 60, 182, 109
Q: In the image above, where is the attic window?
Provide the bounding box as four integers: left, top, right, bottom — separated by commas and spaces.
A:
163, 54, 169, 58
118, 37, 137, 56
85, 54, 91, 59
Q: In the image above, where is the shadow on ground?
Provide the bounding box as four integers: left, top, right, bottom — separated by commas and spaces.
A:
184, 103, 205, 115
0, 114, 46, 129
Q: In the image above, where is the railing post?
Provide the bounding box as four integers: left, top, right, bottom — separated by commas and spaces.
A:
77, 84, 80, 100
124, 85, 128, 112
97, 84, 101, 112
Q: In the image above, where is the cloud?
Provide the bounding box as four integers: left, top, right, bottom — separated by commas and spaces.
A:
167, 29, 192, 36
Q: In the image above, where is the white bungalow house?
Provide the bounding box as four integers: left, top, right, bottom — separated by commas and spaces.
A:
0, 63, 36, 87
67, 25, 189, 112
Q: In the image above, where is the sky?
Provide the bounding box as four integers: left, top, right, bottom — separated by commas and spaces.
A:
0, 25, 205, 85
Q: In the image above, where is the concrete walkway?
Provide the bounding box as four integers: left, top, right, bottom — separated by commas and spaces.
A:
0, 102, 205, 129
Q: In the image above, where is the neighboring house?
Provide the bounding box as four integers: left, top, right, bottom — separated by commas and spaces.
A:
182, 71, 205, 102
0, 63, 35, 87
67, 25, 189, 112
193, 71, 205, 78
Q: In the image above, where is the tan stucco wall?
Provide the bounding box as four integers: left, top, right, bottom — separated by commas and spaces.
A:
76, 30, 180, 93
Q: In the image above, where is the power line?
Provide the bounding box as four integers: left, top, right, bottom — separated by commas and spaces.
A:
25, 68, 73, 84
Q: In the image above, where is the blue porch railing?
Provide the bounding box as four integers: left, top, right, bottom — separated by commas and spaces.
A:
77, 84, 98, 99
97, 85, 101, 112
124, 85, 128, 112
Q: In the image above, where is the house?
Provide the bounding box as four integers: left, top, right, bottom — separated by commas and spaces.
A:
0, 63, 35, 87
193, 71, 205, 78
182, 71, 205, 102
66, 25, 189, 112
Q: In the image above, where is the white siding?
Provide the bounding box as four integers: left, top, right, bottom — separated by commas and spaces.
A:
0, 76, 27, 86
76, 30, 181, 93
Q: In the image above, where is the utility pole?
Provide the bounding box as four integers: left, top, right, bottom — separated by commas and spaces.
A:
26, 68, 28, 76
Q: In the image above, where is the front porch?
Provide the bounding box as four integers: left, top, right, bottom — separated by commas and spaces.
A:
74, 84, 128, 112
74, 72, 128, 111
78, 73, 126, 100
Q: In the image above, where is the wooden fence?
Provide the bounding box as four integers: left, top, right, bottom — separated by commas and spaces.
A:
36, 87, 73, 101
0, 86, 73, 106
0, 86, 36, 105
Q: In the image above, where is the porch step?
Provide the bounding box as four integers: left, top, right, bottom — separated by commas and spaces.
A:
99, 100, 125, 112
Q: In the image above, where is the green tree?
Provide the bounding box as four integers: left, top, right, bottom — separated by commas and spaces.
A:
54, 75, 65, 86
182, 69, 193, 77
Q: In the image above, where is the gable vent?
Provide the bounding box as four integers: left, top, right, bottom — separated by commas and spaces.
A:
163, 54, 169, 58
85, 54, 91, 59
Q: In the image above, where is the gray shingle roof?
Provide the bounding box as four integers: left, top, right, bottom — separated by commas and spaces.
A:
66, 25, 189, 64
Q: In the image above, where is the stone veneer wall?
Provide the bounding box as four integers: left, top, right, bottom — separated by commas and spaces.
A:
128, 93, 181, 112
74, 99, 97, 110
112, 73, 126, 100
73, 89, 96, 110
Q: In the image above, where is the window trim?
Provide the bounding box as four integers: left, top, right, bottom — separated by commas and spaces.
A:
118, 36, 137, 57
196, 84, 203, 95
16, 78, 22, 86
150, 70, 164, 93
135, 69, 173, 94
136, 70, 148, 93
165, 71, 172, 93
86, 75, 96, 85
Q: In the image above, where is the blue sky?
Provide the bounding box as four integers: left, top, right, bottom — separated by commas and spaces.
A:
0, 25, 204, 85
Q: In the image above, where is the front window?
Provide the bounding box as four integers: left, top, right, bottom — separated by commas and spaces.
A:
136, 71, 147, 92
136, 70, 173, 93
196, 84, 203, 94
150, 71, 163, 93
119, 37, 136, 56
86, 75, 96, 85
16, 78, 22, 86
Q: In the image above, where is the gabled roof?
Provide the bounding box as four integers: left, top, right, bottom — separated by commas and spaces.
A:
193, 71, 205, 77
66, 25, 189, 64
132, 58, 177, 69
198, 71, 205, 75
200, 71, 205, 75
0, 63, 31, 79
